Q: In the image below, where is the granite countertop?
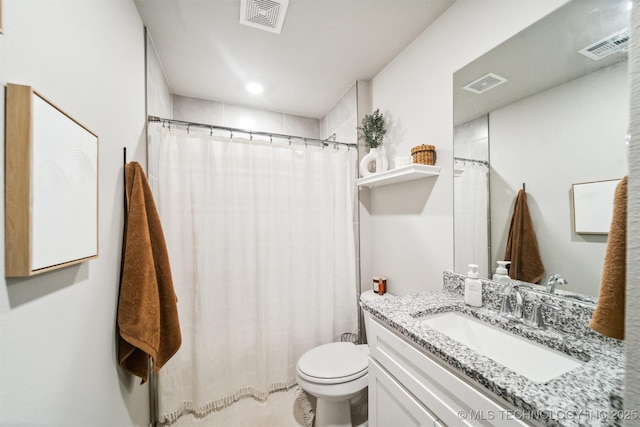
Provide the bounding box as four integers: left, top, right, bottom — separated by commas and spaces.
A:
362, 290, 626, 427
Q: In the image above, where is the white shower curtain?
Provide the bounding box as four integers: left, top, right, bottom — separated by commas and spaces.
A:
149, 126, 358, 422
454, 161, 489, 278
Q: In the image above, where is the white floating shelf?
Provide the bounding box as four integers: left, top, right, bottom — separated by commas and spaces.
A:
356, 164, 440, 188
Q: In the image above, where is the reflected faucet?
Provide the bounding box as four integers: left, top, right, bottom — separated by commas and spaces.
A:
545, 274, 568, 294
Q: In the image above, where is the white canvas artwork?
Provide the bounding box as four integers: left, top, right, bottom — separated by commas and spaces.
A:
31, 93, 98, 270
572, 179, 621, 235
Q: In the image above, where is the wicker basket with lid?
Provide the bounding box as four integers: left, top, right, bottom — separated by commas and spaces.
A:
411, 145, 436, 165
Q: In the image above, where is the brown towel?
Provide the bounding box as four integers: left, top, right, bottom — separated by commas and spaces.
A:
590, 176, 627, 340
118, 161, 181, 383
504, 189, 545, 283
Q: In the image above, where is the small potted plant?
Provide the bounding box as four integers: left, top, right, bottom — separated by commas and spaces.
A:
357, 109, 388, 176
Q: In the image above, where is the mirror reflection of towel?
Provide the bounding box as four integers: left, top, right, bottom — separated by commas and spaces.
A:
118, 162, 182, 383
504, 189, 545, 283
590, 176, 627, 340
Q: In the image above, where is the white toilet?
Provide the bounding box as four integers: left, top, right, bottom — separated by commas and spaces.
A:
295, 290, 393, 427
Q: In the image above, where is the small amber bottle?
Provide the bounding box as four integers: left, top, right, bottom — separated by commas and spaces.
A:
378, 277, 386, 295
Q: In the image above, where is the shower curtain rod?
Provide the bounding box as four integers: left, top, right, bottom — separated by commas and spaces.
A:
454, 156, 489, 166
148, 115, 354, 148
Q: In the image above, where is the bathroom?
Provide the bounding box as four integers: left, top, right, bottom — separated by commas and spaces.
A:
0, 0, 638, 426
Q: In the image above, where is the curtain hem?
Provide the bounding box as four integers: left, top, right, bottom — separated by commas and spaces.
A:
158, 379, 298, 423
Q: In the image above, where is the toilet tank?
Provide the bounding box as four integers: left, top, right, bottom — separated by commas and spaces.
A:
360, 290, 394, 344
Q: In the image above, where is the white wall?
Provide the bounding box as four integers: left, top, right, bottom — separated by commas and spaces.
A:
490, 62, 628, 296
0, 1, 149, 425
368, 0, 569, 295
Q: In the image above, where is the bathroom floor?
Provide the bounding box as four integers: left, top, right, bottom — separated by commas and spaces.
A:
159, 385, 368, 427
160, 387, 314, 427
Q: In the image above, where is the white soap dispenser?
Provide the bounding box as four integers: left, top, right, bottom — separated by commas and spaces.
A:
492, 261, 512, 284
464, 264, 483, 307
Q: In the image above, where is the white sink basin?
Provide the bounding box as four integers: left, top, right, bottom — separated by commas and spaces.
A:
419, 311, 584, 383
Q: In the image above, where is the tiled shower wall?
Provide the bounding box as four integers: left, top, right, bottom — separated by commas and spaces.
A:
146, 33, 173, 121
320, 83, 358, 144
170, 82, 362, 144
172, 95, 320, 139
145, 32, 172, 196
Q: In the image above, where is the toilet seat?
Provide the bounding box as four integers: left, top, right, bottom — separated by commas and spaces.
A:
297, 342, 368, 385
294, 292, 394, 427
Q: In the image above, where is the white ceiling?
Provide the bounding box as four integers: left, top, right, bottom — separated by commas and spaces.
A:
134, 0, 455, 119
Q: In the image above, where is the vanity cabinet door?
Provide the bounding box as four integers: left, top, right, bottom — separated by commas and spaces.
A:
369, 358, 439, 427
367, 314, 531, 427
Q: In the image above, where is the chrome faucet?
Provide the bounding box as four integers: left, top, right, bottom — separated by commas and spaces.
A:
499, 282, 562, 329
524, 301, 561, 329
545, 274, 568, 293
499, 283, 525, 320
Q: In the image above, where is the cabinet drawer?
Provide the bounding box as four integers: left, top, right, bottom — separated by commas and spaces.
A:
367, 315, 530, 426
369, 358, 439, 427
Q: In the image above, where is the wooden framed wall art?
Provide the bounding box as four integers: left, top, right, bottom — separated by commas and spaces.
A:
5, 84, 99, 277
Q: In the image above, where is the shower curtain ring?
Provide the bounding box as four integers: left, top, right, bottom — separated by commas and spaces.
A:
250, 132, 253, 141
210, 126, 213, 136
288, 137, 292, 146
230, 130, 233, 139
270, 135, 273, 144
187, 124, 190, 134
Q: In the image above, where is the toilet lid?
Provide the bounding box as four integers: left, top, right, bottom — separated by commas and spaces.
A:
297, 342, 368, 381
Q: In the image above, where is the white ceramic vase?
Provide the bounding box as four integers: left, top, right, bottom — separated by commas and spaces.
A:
359, 147, 389, 177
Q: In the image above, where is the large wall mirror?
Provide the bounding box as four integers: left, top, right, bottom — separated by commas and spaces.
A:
453, 0, 630, 300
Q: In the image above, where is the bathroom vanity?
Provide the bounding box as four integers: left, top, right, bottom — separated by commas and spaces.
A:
361, 272, 625, 427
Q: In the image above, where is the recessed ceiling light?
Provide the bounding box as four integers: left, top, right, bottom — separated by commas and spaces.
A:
246, 82, 264, 94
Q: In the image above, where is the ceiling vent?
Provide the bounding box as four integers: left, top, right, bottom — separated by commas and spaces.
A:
240, 0, 289, 34
578, 28, 629, 61
462, 73, 508, 94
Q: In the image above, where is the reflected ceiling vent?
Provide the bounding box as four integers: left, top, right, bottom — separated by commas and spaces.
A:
462, 73, 508, 94
240, 0, 289, 34
578, 28, 629, 61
